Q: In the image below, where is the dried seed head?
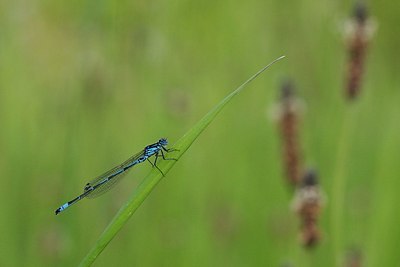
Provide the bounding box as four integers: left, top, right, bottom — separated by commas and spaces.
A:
354, 2, 368, 24
281, 79, 295, 101
275, 79, 303, 186
344, 2, 376, 100
292, 169, 324, 248
345, 248, 363, 267
301, 169, 318, 187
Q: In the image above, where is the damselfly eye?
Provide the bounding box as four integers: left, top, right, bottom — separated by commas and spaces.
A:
159, 138, 168, 145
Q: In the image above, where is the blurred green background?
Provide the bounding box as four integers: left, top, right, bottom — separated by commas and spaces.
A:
1, 0, 399, 266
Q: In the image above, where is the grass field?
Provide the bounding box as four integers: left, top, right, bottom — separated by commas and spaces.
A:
1, 1, 399, 266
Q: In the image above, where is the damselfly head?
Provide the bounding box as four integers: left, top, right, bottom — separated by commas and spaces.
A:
159, 138, 168, 146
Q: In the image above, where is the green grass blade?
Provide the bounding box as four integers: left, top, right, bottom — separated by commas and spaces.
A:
79, 55, 285, 266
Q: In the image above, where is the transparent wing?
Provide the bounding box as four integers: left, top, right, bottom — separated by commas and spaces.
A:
84, 149, 145, 199
85, 169, 131, 198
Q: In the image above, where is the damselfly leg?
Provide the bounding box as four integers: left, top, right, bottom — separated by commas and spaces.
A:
148, 148, 178, 176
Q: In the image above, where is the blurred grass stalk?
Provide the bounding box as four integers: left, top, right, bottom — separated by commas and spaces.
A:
330, 106, 358, 265
79, 56, 285, 266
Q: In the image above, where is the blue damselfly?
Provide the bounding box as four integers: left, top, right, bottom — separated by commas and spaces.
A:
55, 138, 177, 215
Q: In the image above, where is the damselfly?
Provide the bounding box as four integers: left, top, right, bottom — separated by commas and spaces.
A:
55, 138, 177, 215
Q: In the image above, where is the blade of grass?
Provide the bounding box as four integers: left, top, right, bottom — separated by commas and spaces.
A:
79, 55, 285, 266
330, 106, 358, 265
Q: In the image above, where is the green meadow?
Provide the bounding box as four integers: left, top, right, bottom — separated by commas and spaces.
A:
1, 1, 399, 266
